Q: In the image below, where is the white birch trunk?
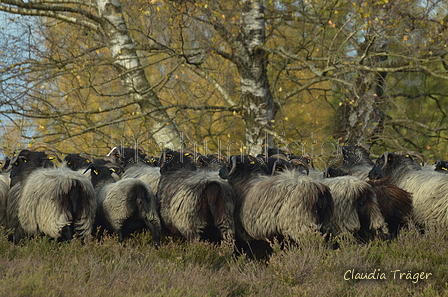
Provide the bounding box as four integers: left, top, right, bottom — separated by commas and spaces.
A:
237, 0, 277, 155
97, 0, 182, 149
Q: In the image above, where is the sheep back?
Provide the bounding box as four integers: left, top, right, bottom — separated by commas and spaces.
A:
320, 176, 388, 240
238, 170, 333, 243
96, 178, 161, 243
158, 170, 235, 242
18, 167, 96, 240
122, 166, 161, 193
393, 171, 448, 229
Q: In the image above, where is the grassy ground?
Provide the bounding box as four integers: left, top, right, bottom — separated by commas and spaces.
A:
0, 225, 447, 297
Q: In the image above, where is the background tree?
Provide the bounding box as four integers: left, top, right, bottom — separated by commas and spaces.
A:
0, 0, 447, 163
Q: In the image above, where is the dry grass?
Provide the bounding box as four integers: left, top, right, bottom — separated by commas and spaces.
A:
0, 225, 447, 297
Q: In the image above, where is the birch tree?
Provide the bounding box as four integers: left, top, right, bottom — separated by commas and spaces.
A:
229, 0, 278, 155
0, 0, 182, 151
1, 0, 448, 160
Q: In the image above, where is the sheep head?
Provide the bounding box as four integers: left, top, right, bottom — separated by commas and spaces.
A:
368, 151, 421, 180
289, 159, 310, 176
7, 150, 58, 187
218, 155, 264, 180
324, 166, 350, 178
290, 154, 314, 169
342, 145, 374, 168
159, 149, 197, 174
64, 153, 94, 171
107, 146, 147, 166
83, 163, 117, 187
435, 160, 448, 173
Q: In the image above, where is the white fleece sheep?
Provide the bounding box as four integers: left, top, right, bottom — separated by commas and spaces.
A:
236, 169, 334, 243
17, 166, 97, 241
95, 176, 162, 245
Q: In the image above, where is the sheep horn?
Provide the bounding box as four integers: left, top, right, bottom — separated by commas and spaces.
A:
83, 163, 97, 174
28, 142, 61, 154
395, 151, 425, 166
2, 156, 17, 173
290, 159, 310, 175
78, 153, 94, 163
382, 152, 389, 170
270, 160, 280, 176
107, 146, 122, 157
227, 155, 239, 177
42, 149, 62, 163
269, 154, 289, 161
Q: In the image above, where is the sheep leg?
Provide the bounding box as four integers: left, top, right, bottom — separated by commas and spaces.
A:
118, 229, 124, 243
144, 219, 161, 248
60, 224, 74, 242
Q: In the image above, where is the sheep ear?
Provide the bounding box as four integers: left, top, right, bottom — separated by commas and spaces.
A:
247, 155, 258, 164
159, 150, 168, 169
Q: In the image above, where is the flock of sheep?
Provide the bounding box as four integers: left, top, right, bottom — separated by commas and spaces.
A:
0, 143, 447, 258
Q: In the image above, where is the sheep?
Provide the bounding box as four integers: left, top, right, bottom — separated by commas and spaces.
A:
85, 164, 161, 246
0, 177, 8, 227
434, 160, 448, 173
325, 145, 375, 181
219, 154, 334, 258
64, 153, 115, 171
5, 149, 96, 243
304, 160, 389, 242
318, 175, 389, 242
366, 178, 412, 237
369, 152, 448, 230
157, 149, 236, 243
5, 150, 59, 241
196, 153, 227, 171
326, 163, 412, 237
107, 146, 161, 193
0, 157, 10, 227
324, 160, 412, 237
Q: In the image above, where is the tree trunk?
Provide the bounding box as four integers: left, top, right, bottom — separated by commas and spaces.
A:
333, 35, 388, 146
236, 0, 277, 155
97, 0, 182, 149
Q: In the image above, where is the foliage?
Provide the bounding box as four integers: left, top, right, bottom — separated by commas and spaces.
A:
0, 0, 447, 159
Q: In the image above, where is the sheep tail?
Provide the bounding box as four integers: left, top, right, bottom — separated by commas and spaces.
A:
201, 181, 235, 241
316, 186, 334, 233
132, 183, 161, 247
58, 179, 95, 241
